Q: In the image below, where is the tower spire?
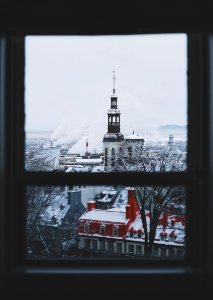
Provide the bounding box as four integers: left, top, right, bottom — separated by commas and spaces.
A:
112, 70, 116, 93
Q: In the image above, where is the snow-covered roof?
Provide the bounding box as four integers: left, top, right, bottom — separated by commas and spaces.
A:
127, 212, 185, 245
65, 165, 91, 172
79, 209, 127, 224
112, 188, 128, 210
108, 108, 120, 114
92, 166, 105, 172
125, 133, 144, 140
40, 193, 70, 226
76, 158, 102, 163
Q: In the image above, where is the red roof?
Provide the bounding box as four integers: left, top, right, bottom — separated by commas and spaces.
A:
169, 231, 176, 237
160, 230, 167, 236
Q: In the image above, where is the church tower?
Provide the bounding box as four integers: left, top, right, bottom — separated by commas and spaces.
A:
103, 71, 124, 171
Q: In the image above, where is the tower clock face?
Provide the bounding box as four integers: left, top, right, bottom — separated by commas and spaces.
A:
112, 100, 116, 106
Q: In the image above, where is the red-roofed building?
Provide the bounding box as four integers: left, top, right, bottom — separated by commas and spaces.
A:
78, 187, 185, 257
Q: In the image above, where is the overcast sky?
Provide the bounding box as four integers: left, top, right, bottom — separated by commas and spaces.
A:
25, 34, 187, 151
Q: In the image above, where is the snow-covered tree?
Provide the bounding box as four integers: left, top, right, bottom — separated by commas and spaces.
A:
114, 143, 186, 172
25, 149, 56, 171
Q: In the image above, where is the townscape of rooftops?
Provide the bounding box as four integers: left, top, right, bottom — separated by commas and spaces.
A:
26, 185, 185, 258
25, 71, 187, 173
26, 73, 186, 259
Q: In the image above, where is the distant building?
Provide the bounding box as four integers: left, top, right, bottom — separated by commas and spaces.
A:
27, 189, 85, 257
78, 188, 185, 257
103, 72, 144, 171
40, 141, 60, 169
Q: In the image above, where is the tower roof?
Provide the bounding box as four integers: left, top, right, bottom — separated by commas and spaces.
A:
125, 132, 144, 140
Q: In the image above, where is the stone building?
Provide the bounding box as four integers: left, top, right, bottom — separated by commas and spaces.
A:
103, 71, 144, 171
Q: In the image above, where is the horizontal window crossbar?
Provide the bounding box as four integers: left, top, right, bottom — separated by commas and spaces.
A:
24, 171, 195, 186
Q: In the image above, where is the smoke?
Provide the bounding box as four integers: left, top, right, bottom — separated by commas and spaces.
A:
50, 113, 106, 155
50, 93, 187, 155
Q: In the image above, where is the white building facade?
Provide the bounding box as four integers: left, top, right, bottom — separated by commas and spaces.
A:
103, 72, 144, 171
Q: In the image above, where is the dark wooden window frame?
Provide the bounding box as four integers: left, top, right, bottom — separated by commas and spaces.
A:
0, 9, 213, 297
0, 33, 210, 272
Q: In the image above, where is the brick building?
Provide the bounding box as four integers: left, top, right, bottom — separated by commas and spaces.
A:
78, 187, 185, 257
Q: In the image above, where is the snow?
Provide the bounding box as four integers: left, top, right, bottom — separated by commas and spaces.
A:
125, 133, 144, 140
128, 213, 143, 231
112, 189, 128, 210
65, 165, 91, 172
126, 211, 185, 245
92, 165, 105, 172
79, 209, 127, 223
76, 158, 102, 164
108, 108, 120, 114
40, 193, 70, 226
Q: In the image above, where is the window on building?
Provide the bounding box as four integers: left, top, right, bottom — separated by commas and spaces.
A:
84, 224, 89, 233
116, 243, 122, 253
108, 242, 114, 253
169, 248, 176, 256
138, 233, 142, 239
51, 231, 56, 240
152, 245, 159, 256
111, 148, 115, 167
136, 245, 142, 255
161, 248, 166, 256
92, 239, 97, 250
84, 239, 90, 249
129, 232, 134, 238
100, 225, 105, 235
128, 147, 132, 158
112, 227, 118, 236
128, 244, 134, 255
100, 241, 105, 251
170, 236, 176, 243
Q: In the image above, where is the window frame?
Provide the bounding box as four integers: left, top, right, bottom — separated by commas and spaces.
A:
0, 32, 212, 279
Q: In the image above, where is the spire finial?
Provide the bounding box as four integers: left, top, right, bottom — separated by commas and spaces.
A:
112, 70, 116, 93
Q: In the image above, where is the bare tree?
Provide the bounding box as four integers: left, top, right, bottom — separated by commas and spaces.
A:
115, 144, 186, 256
135, 185, 185, 256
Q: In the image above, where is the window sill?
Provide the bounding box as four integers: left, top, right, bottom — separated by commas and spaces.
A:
9, 266, 203, 275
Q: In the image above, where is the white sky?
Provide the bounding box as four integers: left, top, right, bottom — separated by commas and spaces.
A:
25, 34, 187, 151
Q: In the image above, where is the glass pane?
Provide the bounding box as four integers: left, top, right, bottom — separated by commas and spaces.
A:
26, 185, 186, 259
25, 34, 187, 172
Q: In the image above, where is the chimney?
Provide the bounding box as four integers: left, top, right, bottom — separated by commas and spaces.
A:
87, 200, 96, 211
127, 188, 138, 220
126, 205, 131, 219
162, 212, 168, 228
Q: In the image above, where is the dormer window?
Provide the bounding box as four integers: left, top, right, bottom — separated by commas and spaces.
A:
160, 231, 167, 241
169, 231, 176, 242
138, 232, 142, 239
84, 224, 89, 233
100, 225, 105, 235
170, 236, 176, 243
113, 227, 118, 236
129, 232, 134, 238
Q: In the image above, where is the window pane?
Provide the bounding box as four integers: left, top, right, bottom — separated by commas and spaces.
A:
25, 35, 187, 172
26, 185, 186, 259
